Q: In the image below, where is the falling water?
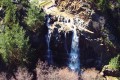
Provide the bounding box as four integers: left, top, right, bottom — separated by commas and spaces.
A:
69, 26, 80, 71
64, 32, 68, 54
46, 15, 53, 64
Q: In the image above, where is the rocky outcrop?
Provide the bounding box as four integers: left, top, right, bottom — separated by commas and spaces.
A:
55, 0, 92, 21
102, 69, 120, 77
79, 11, 118, 69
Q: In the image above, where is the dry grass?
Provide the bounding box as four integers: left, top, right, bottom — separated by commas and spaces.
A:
81, 68, 104, 80
13, 67, 33, 80
0, 72, 7, 80
36, 61, 79, 80
56, 68, 79, 80
0, 61, 105, 80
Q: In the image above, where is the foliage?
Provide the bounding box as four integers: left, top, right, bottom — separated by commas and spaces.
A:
81, 68, 104, 80
97, 0, 108, 11
108, 55, 120, 71
0, 0, 17, 25
0, 61, 79, 80
103, 35, 115, 48
0, 72, 7, 80
29, 0, 39, 7
4, 5, 17, 25
36, 61, 79, 80
11, 67, 33, 80
89, 0, 108, 12
89, 0, 120, 12
20, 0, 29, 6
0, 0, 12, 7
25, 2, 45, 31
0, 24, 29, 64
117, 0, 120, 8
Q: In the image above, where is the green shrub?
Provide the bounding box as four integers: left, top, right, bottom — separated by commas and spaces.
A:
108, 55, 120, 71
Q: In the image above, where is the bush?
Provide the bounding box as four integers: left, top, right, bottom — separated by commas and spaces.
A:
81, 68, 104, 80
11, 67, 33, 80
0, 72, 7, 80
108, 55, 120, 71
0, 61, 79, 80
0, 61, 111, 80
36, 61, 79, 80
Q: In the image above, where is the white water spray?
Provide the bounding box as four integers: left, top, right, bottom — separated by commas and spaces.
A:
46, 15, 53, 64
69, 26, 80, 71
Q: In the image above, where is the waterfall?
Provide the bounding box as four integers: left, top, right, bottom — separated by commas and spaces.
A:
64, 32, 68, 54
46, 15, 53, 64
69, 26, 80, 71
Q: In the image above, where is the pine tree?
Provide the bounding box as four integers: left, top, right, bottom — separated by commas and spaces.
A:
0, 24, 29, 65
25, 1, 45, 31
0, 0, 17, 25
4, 5, 17, 25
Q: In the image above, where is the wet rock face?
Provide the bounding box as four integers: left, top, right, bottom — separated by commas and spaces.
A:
103, 70, 120, 77
79, 32, 117, 69
49, 28, 73, 66
79, 35, 98, 68
66, 31, 73, 53
78, 13, 118, 68
88, 13, 106, 37
78, 13, 104, 67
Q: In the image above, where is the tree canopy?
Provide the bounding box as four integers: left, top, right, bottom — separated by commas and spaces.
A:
0, 24, 29, 64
